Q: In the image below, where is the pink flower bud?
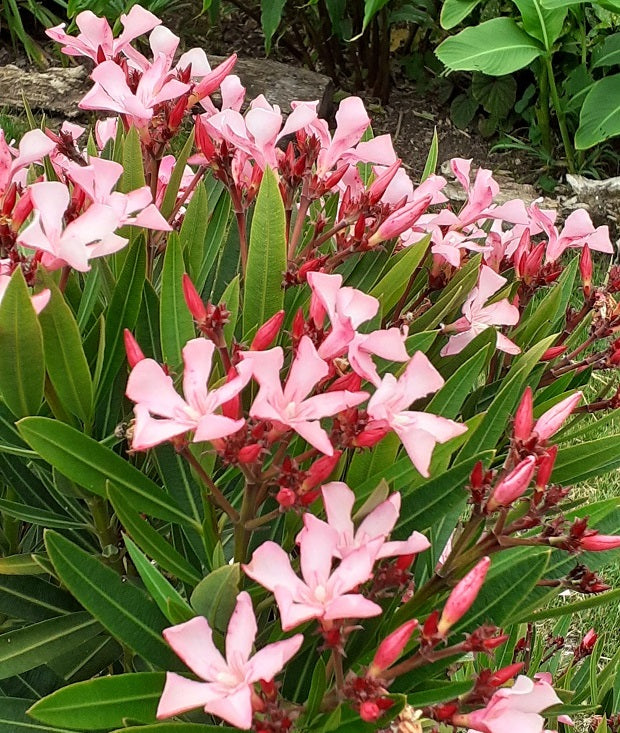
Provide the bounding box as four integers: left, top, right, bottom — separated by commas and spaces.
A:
124, 329, 145, 368
369, 619, 418, 675
534, 392, 582, 442
368, 195, 432, 245
11, 189, 33, 230
438, 557, 491, 635
486, 456, 536, 511
359, 701, 381, 723
182, 273, 207, 322
354, 425, 389, 448
190, 54, 237, 102
580, 244, 592, 297
580, 533, 620, 551
514, 387, 534, 442
368, 159, 401, 205
250, 310, 284, 351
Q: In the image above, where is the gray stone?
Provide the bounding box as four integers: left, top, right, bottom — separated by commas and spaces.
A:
0, 57, 333, 120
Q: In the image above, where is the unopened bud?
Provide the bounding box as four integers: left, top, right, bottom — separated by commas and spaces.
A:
237, 443, 262, 464
182, 274, 207, 322
540, 345, 567, 361
369, 620, 418, 676
276, 488, 296, 508
488, 662, 524, 687
11, 190, 33, 230
486, 456, 536, 511
514, 387, 534, 442
250, 310, 284, 351
304, 452, 342, 490
124, 329, 145, 368
534, 391, 582, 442
580, 533, 620, 552
354, 425, 389, 448
580, 244, 592, 297
536, 445, 558, 489
359, 701, 381, 723
438, 557, 491, 635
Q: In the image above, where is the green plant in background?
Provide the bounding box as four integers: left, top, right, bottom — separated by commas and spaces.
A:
436, 0, 620, 174
66, 0, 173, 23
1, 0, 65, 66
203, 0, 439, 101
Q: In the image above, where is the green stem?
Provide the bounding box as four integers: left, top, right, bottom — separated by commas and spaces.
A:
545, 55, 576, 173
87, 496, 123, 573
181, 447, 240, 524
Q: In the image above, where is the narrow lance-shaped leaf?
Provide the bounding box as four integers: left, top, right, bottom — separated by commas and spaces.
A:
0, 268, 45, 418
160, 232, 195, 371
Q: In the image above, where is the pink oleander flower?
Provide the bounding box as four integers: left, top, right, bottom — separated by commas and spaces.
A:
46, 6, 161, 62
66, 157, 171, 230
438, 556, 491, 635
157, 591, 303, 729
366, 351, 467, 477
126, 337, 251, 450
441, 266, 520, 357
243, 528, 382, 631
307, 271, 409, 384
17, 181, 126, 272
241, 335, 368, 456
298, 481, 430, 560
455, 672, 562, 733
528, 201, 613, 262
0, 128, 56, 194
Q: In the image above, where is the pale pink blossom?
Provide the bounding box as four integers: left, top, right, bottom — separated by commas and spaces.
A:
157, 591, 302, 729
241, 336, 368, 456
243, 531, 382, 631
367, 351, 467, 477
347, 328, 410, 386
0, 128, 56, 194
94, 118, 118, 150
298, 481, 430, 560
67, 156, 170, 230
126, 337, 251, 450
46, 6, 161, 61
17, 181, 126, 272
458, 673, 562, 733
441, 266, 520, 357
528, 202, 613, 262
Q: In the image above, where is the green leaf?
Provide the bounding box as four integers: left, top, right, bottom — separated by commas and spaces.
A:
107, 484, 201, 586
305, 657, 327, 721
591, 32, 620, 69
0, 554, 48, 576
29, 673, 164, 730
370, 236, 430, 312
160, 232, 195, 371
361, 0, 390, 33
120, 127, 146, 193
408, 680, 473, 706
160, 130, 195, 220
18, 417, 195, 528
421, 128, 438, 181
471, 74, 517, 117
220, 274, 240, 345
427, 347, 490, 419
512, 0, 567, 49
196, 192, 232, 294
516, 588, 620, 623
459, 336, 554, 459
440, 0, 481, 29
436, 17, 544, 75
45, 532, 181, 671
0, 698, 81, 733
552, 432, 620, 484
181, 182, 209, 282
0, 612, 101, 680
190, 563, 240, 633
243, 167, 286, 336
0, 498, 86, 530
0, 268, 45, 418
450, 93, 479, 129
261, 0, 286, 52
96, 237, 145, 402
38, 274, 93, 424
575, 74, 620, 150
0, 575, 79, 622
124, 535, 194, 623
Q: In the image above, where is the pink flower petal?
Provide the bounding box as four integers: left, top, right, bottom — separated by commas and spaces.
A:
162, 616, 227, 680
156, 672, 216, 719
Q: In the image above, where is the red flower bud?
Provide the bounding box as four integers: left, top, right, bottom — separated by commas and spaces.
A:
182, 273, 207, 322
470, 461, 485, 489
369, 619, 418, 675
292, 308, 306, 341
536, 445, 558, 489
422, 609, 439, 639
395, 553, 415, 571
359, 701, 381, 723
438, 557, 491, 635
327, 372, 363, 393
250, 310, 284, 351
368, 159, 402, 205
237, 443, 262, 464
11, 189, 33, 230
276, 488, 296, 508
514, 387, 534, 442
488, 662, 524, 687
221, 368, 242, 419
580, 244, 592, 297
354, 425, 389, 448
540, 345, 567, 361
304, 451, 342, 490
123, 329, 145, 368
